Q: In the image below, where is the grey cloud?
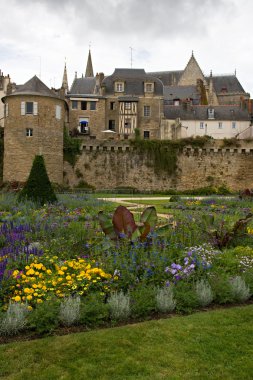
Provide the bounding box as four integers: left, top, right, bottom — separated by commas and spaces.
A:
12, 0, 235, 40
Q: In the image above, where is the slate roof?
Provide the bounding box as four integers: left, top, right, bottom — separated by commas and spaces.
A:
163, 85, 200, 101
148, 70, 183, 86
102, 68, 163, 96
164, 105, 250, 121
10, 76, 59, 98
209, 75, 246, 94
69, 77, 96, 95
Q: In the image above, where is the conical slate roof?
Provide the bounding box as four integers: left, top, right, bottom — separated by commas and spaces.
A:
85, 50, 94, 78
10, 75, 59, 98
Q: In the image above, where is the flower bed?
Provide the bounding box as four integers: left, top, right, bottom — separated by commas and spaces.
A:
0, 193, 253, 337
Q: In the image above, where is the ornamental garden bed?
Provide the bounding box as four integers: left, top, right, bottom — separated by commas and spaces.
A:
0, 192, 253, 340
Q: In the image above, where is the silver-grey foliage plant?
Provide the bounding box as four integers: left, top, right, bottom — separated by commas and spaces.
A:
195, 279, 214, 306
59, 295, 81, 326
0, 301, 28, 336
156, 285, 176, 313
230, 276, 251, 302
108, 290, 130, 320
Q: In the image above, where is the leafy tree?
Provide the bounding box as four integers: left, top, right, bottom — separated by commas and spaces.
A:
18, 155, 57, 205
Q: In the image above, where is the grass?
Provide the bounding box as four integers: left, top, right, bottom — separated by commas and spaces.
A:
1, 305, 253, 379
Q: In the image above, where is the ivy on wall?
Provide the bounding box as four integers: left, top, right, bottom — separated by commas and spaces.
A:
131, 136, 211, 175
63, 128, 81, 167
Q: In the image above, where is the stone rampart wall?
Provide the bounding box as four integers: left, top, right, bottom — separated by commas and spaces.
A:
64, 141, 253, 191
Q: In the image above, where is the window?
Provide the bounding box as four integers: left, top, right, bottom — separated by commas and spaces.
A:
81, 101, 87, 110
79, 118, 89, 134
109, 120, 116, 131
55, 105, 61, 120
125, 102, 131, 110
144, 131, 150, 139
110, 102, 115, 110
115, 82, 124, 92
72, 101, 78, 109
144, 83, 154, 92
26, 102, 33, 114
26, 128, 33, 137
174, 99, 180, 106
124, 119, 131, 131
144, 105, 151, 117
200, 122, 204, 129
208, 108, 215, 119
232, 121, 236, 129
218, 122, 223, 129
90, 102, 96, 111
21, 101, 38, 115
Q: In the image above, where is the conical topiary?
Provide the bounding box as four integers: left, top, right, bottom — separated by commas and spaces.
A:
18, 155, 57, 205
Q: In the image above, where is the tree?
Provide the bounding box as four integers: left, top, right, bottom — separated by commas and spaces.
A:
18, 155, 57, 205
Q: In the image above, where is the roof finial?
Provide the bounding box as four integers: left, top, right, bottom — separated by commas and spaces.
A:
192, 50, 194, 57
210, 69, 213, 78
235, 68, 237, 76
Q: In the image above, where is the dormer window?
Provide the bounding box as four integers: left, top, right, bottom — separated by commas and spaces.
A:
115, 82, 124, 92
174, 99, 180, 106
208, 108, 215, 119
144, 82, 154, 93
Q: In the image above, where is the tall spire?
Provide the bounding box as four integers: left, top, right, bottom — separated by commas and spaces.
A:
62, 60, 69, 93
85, 49, 94, 78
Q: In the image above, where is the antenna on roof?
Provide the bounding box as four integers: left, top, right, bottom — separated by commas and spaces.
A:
129, 47, 134, 68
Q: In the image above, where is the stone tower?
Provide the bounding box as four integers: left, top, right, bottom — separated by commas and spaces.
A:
85, 50, 94, 78
2, 75, 66, 184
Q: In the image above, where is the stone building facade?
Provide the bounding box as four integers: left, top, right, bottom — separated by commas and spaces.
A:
0, 70, 12, 130
2, 76, 66, 184
66, 51, 252, 141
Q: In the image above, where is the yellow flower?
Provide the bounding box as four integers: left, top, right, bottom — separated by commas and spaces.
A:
14, 295, 21, 302
26, 295, 33, 301
32, 284, 38, 289
24, 288, 31, 294
37, 299, 43, 304
66, 275, 72, 281
58, 270, 65, 275
27, 305, 33, 311
46, 269, 52, 275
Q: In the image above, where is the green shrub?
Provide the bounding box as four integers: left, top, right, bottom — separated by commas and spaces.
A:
18, 155, 57, 205
169, 195, 181, 202
28, 299, 60, 335
80, 293, 109, 327
209, 275, 234, 304
174, 282, 199, 314
130, 285, 156, 318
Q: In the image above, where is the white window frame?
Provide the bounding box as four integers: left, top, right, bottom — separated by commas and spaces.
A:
144, 105, 151, 117
232, 121, 236, 129
26, 128, 33, 137
200, 122, 204, 129
218, 122, 223, 129
144, 83, 154, 93
125, 102, 131, 110
115, 82, 124, 92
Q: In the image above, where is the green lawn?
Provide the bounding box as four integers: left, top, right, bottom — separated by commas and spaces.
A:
1, 305, 253, 380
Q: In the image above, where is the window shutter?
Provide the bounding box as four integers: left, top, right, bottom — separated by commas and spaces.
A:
33, 102, 38, 115
21, 101, 25, 115
56, 105, 61, 120
5, 103, 9, 117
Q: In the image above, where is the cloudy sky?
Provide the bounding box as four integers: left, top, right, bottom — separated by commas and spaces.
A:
1, 0, 253, 95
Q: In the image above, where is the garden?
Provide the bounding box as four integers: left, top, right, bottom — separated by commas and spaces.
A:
0, 188, 253, 341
